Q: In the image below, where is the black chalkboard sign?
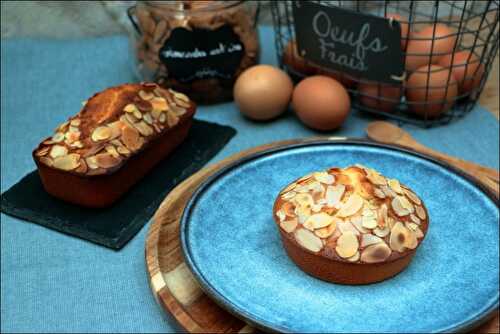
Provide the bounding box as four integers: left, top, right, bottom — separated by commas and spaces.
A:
292, 1, 405, 84
159, 25, 244, 83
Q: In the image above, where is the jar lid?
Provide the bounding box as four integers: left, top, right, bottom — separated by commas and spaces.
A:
144, 1, 244, 13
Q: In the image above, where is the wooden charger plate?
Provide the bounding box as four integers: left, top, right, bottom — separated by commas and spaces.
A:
145, 138, 499, 333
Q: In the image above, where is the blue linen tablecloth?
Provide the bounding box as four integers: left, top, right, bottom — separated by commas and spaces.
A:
1, 26, 498, 333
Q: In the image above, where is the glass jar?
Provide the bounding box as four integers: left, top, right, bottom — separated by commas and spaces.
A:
128, 1, 260, 104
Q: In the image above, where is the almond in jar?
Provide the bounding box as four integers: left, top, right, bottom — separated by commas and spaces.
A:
128, 1, 260, 104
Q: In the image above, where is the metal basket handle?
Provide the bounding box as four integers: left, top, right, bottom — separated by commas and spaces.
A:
127, 5, 142, 36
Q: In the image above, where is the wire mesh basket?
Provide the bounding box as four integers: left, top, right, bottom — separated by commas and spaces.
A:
271, 1, 499, 127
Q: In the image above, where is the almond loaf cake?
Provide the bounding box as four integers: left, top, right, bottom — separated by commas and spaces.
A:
33, 83, 196, 208
273, 165, 429, 284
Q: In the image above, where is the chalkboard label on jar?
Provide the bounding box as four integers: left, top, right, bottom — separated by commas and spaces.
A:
292, 1, 405, 84
159, 25, 244, 83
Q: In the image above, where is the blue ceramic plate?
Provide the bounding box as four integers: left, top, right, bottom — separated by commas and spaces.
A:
180, 140, 499, 333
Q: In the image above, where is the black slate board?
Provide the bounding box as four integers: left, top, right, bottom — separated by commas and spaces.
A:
0, 120, 236, 250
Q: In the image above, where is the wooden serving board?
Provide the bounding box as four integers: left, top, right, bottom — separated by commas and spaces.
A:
145, 138, 499, 333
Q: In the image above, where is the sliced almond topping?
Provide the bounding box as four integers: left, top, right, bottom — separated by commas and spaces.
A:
347, 251, 360, 262
377, 204, 388, 228
362, 207, 378, 229
158, 113, 166, 123
153, 123, 162, 133
361, 234, 384, 247
172, 90, 189, 102
360, 242, 391, 263
175, 99, 191, 108
53, 153, 80, 171
335, 231, 359, 258
36, 146, 50, 157
414, 226, 424, 238
304, 212, 335, 230
281, 191, 296, 201
337, 193, 363, 217
125, 113, 139, 125
410, 214, 421, 225
39, 156, 53, 166
136, 97, 153, 112
124, 104, 138, 113
143, 113, 154, 125
133, 109, 143, 120
74, 159, 88, 174
43, 139, 55, 145
282, 202, 296, 217
68, 126, 79, 133
388, 179, 403, 194
105, 145, 120, 158
65, 131, 81, 144
404, 188, 422, 205
139, 90, 155, 100
81, 100, 87, 106
415, 205, 426, 220
151, 97, 169, 111
373, 226, 390, 237
295, 228, 323, 253
404, 229, 418, 249
399, 195, 414, 213
95, 153, 121, 169
350, 216, 368, 233
70, 119, 81, 127
91, 126, 112, 142
121, 125, 142, 151
391, 196, 411, 216
313, 172, 335, 185
166, 111, 179, 127
133, 121, 154, 137
366, 169, 387, 185
49, 145, 68, 159
405, 222, 419, 231
151, 109, 162, 119
280, 219, 298, 233
170, 103, 187, 116
276, 209, 286, 222
373, 188, 386, 199
381, 185, 397, 198
52, 132, 65, 143
337, 221, 360, 236
295, 206, 311, 225
107, 121, 123, 140
314, 220, 338, 238
294, 193, 314, 207
86, 156, 99, 170
326, 184, 345, 208
389, 221, 408, 252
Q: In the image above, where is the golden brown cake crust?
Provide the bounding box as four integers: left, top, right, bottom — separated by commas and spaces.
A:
33, 83, 195, 177
273, 165, 429, 283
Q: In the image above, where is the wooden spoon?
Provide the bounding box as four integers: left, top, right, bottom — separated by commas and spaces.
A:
366, 121, 500, 186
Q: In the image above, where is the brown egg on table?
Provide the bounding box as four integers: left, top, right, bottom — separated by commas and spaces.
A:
282, 39, 317, 76
438, 50, 485, 95
358, 81, 403, 112
234, 65, 294, 121
405, 24, 457, 72
292, 75, 351, 131
406, 64, 458, 118
316, 69, 357, 89
385, 13, 410, 50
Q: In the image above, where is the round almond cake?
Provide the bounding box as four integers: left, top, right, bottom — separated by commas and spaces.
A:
273, 165, 429, 284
